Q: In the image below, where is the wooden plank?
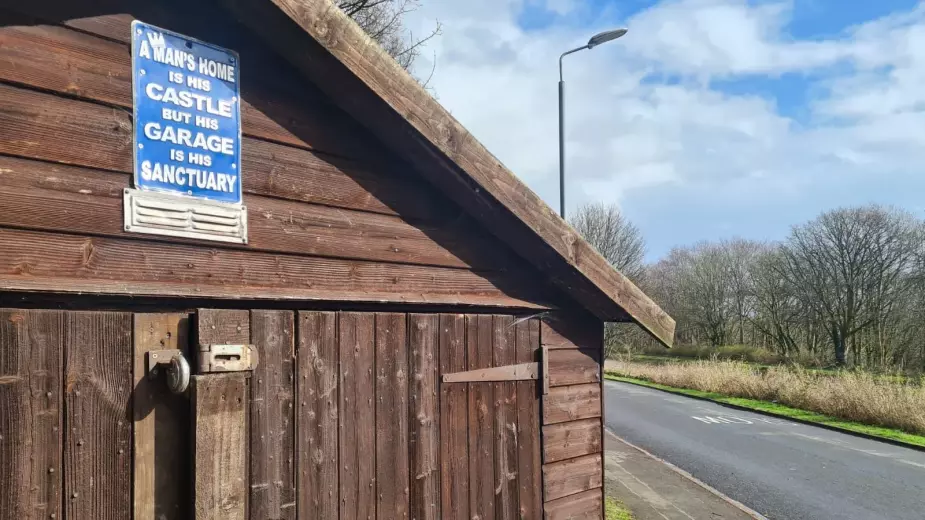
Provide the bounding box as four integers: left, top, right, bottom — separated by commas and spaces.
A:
467, 314, 494, 518
375, 312, 409, 519
191, 374, 248, 520
295, 311, 338, 520
515, 318, 542, 520
64, 311, 132, 520
338, 312, 376, 520
541, 313, 603, 350
0, 309, 63, 520
0, 10, 404, 164
198, 309, 250, 346
217, 0, 677, 347
409, 314, 440, 520
542, 454, 602, 502
492, 315, 518, 520
249, 310, 296, 520
193, 309, 249, 520
547, 350, 601, 387
133, 313, 190, 520
438, 314, 468, 520
543, 487, 603, 520
543, 384, 601, 425
541, 418, 602, 464
0, 228, 552, 310
0, 137, 512, 271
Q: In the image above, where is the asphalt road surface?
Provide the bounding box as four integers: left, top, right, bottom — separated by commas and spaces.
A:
604, 380, 925, 520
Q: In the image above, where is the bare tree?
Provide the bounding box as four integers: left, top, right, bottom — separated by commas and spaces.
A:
336, 0, 441, 81
722, 238, 762, 345
780, 206, 916, 366
570, 202, 648, 356
570, 202, 646, 281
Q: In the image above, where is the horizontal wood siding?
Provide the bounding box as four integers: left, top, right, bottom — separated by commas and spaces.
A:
0, 10, 556, 311
541, 313, 604, 518
544, 488, 604, 520
0, 227, 550, 308
543, 384, 601, 425
543, 454, 603, 502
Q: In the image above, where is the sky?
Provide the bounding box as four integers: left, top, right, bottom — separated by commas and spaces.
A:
404, 0, 925, 261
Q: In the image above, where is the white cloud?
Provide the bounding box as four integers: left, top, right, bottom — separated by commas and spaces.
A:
403, 0, 925, 257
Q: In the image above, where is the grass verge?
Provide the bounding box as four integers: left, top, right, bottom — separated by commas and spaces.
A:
605, 496, 634, 520
605, 373, 925, 449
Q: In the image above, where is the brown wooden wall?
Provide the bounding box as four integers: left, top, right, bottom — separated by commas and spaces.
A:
541, 312, 606, 519
0, 1, 558, 311
2, 307, 606, 519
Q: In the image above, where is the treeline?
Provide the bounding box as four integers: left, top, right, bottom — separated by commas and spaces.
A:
572, 203, 925, 370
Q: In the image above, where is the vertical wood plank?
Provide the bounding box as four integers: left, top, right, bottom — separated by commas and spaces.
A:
194, 309, 249, 520
296, 311, 338, 520
0, 309, 63, 520
64, 311, 132, 520
438, 314, 468, 520
339, 312, 376, 520
409, 314, 439, 520
493, 315, 518, 520
516, 318, 542, 519
191, 373, 248, 520
133, 313, 190, 520
250, 310, 296, 520
467, 314, 495, 518
376, 313, 409, 519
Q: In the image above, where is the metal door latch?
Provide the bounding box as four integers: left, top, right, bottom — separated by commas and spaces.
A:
197, 344, 257, 373
147, 350, 191, 394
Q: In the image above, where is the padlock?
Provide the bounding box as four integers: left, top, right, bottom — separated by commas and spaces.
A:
165, 353, 190, 394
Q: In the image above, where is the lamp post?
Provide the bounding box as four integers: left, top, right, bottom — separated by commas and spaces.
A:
558, 28, 627, 219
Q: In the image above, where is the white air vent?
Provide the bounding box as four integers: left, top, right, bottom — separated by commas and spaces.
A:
123, 188, 248, 244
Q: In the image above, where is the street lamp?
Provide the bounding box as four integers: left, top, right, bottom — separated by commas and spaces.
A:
558, 28, 627, 219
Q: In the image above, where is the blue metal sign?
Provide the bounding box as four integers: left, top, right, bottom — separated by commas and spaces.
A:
132, 21, 242, 205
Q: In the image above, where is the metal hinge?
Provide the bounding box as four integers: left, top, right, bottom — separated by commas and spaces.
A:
196, 344, 258, 373
442, 345, 550, 394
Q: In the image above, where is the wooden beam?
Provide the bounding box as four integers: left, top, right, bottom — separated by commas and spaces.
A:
216, 0, 675, 347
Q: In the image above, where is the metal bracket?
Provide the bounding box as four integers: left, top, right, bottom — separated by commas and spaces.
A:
541, 345, 550, 395
196, 343, 257, 373
442, 362, 538, 383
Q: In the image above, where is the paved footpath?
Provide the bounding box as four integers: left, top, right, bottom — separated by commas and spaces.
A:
604, 431, 756, 520
604, 380, 925, 520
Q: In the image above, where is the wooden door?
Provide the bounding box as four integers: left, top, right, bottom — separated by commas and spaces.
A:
439, 315, 544, 520
135, 308, 295, 520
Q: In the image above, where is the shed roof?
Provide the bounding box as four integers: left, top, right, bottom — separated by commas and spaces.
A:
218, 0, 675, 346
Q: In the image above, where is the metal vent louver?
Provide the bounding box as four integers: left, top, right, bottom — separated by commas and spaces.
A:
123, 188, 248, 243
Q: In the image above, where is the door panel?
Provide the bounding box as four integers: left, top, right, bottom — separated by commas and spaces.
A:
249, 310, 296, 520
64, 311, 133, 520
442, 314, 543, 520
0, 309, 64, 520
1, 308, 543, 520
133, 313, 191, 520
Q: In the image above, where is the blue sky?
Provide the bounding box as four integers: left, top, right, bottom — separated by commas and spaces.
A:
406, 0, 925, 261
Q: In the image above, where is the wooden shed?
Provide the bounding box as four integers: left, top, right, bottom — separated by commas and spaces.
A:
0, 1, 675, 519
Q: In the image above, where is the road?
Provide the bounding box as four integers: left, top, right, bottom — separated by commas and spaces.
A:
603, 380, 925, 520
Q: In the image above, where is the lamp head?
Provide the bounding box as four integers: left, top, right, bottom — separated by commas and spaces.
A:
587, 28, 628, 49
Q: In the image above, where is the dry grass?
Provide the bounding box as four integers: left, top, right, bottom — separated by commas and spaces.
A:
607, 359, 925, 435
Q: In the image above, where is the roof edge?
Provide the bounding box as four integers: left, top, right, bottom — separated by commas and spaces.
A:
218, 0, 675, 347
